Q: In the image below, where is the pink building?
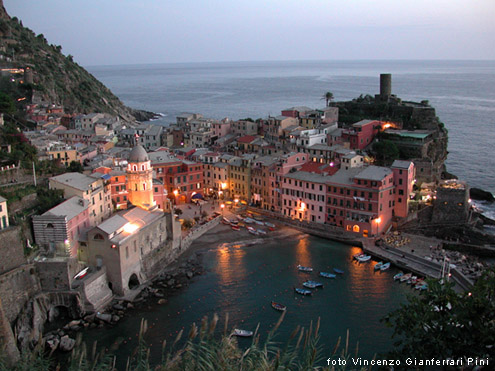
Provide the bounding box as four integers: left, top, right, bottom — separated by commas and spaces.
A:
211, 121, 231, 139
391, 160, 415, 218
281, 171, 328, 223
341, 120, 382, 150
326, 166, 395, 236
33, 196, 90, 257
281, 106, 312, 119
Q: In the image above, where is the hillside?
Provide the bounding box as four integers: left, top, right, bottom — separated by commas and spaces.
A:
0, 1, 153, 122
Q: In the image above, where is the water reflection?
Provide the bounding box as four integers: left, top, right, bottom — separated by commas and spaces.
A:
216, 243, 247, 288
295, 236, 312, 268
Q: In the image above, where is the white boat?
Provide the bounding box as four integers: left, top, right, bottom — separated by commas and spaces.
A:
297, 265, 313, 272
233, 329, 253, 337
303, 280, 323, 289
264, 222, 275, 228
400, 273, 412, 282
393, 272, 404, 280
380, 262, 391, 271
73, 267, 89, 280
374, 262, 384, 270
320, 272, 336, 278
244, 217, 254, 224
257, 229, 267, 235
356, 255, 371, 262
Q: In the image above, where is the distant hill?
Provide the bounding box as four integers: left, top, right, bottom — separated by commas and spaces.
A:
0, 0, 154, 122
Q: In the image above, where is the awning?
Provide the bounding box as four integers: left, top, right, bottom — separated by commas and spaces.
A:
191, 193, 204, 200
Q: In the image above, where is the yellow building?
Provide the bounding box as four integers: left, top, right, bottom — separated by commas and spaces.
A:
47, 147, 80, 167
0, 196, 8, 230
126, 145, 155, 210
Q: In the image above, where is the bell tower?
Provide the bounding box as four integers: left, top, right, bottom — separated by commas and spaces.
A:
126, 145, 155, 210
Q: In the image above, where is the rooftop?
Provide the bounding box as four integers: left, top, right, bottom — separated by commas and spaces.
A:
0, 195, 6, 203
391, 160, 413, 169
42, 196, 89, 221
354, 166, 392, 181
237, 135, 257, 144
284, 171, 330, 184
50, 172, 100, 191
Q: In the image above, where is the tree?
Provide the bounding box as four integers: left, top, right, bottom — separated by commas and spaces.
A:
321, 91, 334, 107
372, 140, 399, 164
382, 270, 495, 363
174, 208, 183, 216
36, 187, 64, 214
182, 218, 193, 230
67, 160, 83, 173
0, 92, 16, 115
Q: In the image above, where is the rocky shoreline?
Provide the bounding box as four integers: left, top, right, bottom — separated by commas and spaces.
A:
42, 251, 205, 354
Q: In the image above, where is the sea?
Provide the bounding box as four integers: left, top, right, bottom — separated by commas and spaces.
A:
82, 60, 495, 366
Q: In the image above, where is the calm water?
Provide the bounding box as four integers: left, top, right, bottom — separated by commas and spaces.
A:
83, 235, 411, 367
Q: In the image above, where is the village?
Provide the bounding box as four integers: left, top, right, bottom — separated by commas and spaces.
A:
0, 73, 492, 359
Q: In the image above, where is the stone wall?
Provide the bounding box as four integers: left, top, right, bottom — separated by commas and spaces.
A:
73, 267, 113, 312
181, 216, 221, 251
0, 264, 41, 323
0, 226, 26, 275
0, 297, 19, 367
35, 258, 83, 292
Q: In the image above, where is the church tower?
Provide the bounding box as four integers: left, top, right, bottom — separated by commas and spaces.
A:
127, 145, 155, 210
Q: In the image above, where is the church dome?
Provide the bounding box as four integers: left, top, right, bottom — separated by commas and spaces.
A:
128, 145, 149, 163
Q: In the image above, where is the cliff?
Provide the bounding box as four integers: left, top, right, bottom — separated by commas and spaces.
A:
0, 1, 155, 122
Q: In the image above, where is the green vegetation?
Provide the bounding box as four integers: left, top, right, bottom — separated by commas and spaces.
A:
322, 91, 334, 107
35, 187, 64, 214
371, 140, 399, 165
67, 161, 84, 173
0, 315, 371, 371
182, 218, 194, 230
383, 268, 495, 363
0, 13, 134, 119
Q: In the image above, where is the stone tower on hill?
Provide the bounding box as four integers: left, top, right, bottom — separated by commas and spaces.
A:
126, 145, 156, 210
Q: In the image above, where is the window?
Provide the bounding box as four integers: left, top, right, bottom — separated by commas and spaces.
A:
46, 223, 54, 229
93, 233, 104, 240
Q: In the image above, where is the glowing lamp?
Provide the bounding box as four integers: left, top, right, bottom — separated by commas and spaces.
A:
123, 223, 138, 234
220, 204, 225, 209
111, 244, 117, 249
234, 199, 239, 203
375, 217, 381, 224
221, 182, 227, 190
173, 190, 179, 196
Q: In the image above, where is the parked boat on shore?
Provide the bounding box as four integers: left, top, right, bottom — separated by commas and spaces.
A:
393, 272, 404, 280
356, 254, 371, 262
333, 268, 344, 274
400, 273, 412, 282
374, 262, 384, 270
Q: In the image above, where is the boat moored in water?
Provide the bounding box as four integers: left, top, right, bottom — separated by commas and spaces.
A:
333, 268, 344, 274
319, 272, 336, 278
297, 265, 313, 272
356, 254, 371, 262
271, 301, 287, 311
400, 273, 412, 282
380, 262, 391, 271
393, 272, 404, 280
233, 329, 253, 337
294, 287, 312, 296
374, 262, 384, 270
303, 280, 323, 289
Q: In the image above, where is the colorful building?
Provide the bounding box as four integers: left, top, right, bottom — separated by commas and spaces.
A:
341, 120, 382, 150
391, 160, 415, 218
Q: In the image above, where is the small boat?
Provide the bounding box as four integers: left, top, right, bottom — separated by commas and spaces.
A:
393, 272, 404, 280
231, 225, 240, 231
294, 287, 312, 296
333, 268, 344, 274
374, 262, 384, 270
400, 273, 412, 282
271, 301, 287, 312
297, 265, 313, 272
268, 227, 276, 232
244, 217, 254, 224
254, 220, 265, 226
380, 262, 391, 271
230, 219, 239, 225
222, 217, 230, 225
356, 255, 371, 262
264, 222, 275, 228
248, 229, 258, 235
408, 276, 418, 285
236, 215, 244, 221
415, 283, 428, 291
303, 281, 323, 289
354, 253, 365, 260
233, 329, 253, 337
319, 272, 336, 278
257, 229, 267, 235
73, 267, 89, 280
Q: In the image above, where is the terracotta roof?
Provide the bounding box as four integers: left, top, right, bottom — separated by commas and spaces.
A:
237, 135, 257, 143
300, 162, 338, 175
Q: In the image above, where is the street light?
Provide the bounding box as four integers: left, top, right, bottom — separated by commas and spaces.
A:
374, 217, 381, 236
234, 198, 239, 208
220, 203, 225, 216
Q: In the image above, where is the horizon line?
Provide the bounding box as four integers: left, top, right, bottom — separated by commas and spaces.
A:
83, 58, 495, 69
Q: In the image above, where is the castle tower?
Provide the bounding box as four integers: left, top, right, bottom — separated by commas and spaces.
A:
127, 145, 155, 210
380, 73, 392, 99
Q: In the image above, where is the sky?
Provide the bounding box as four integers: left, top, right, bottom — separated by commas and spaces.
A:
4, 0, 495, 66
